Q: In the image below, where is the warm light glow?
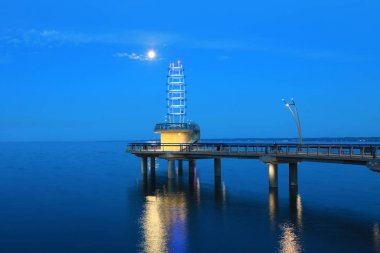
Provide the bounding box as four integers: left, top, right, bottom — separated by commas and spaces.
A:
147, 50, 156, 59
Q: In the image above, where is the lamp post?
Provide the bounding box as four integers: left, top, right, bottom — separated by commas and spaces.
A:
282, 98, 302, 145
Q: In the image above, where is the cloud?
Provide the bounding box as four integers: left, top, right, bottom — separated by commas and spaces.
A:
0, 29, 352, 62
0, 29, 245, 51
0, 29, 181, 47
113, 52, 152, 61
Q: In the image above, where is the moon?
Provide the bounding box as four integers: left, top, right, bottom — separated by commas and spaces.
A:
147, 50, 156, 60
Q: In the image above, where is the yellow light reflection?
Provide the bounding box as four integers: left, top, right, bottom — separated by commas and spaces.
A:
141, 196, 167, 253
140, 193, 187, 253
279, 223, 301, 253
269, 188, 278, 226
296, 194, 303, 228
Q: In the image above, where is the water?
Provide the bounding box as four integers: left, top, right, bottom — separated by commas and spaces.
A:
0, 141, 379, 253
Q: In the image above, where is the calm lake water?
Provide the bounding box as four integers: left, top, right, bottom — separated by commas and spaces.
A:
0, 141, 379, 253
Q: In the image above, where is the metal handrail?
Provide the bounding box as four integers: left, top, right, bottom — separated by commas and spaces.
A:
127, 142, 380, 159
154, 123, 200, 131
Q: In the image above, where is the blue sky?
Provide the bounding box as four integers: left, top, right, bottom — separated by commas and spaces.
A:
0, 0, 379, 141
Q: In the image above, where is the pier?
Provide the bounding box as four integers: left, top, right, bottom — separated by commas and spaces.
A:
127, 142, 380, 188
127, 61, 379, 190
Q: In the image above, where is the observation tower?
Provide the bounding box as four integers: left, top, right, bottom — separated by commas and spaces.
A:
154, 60, 200, 150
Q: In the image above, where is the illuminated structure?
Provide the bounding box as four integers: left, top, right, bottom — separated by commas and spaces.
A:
167, 60, 186, 124
154, 60, 200, 150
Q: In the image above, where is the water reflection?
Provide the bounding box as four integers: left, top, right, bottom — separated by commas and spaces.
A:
188, 167, 202, 205
139, 160, 231, 253
374, 223, 380, 253
279, 223, 302, 253
268, 187, 303, 252
214, 177, 227, 204
269, 188, 279, 226
140, 191, 188, 253
139, 164, 194, 253
289, 187, 303, 228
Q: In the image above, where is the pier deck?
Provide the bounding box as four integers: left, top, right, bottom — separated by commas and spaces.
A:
127, 142, 380, 188
128, 142, 379, 166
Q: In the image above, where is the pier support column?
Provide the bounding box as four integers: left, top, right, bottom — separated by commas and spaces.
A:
141, 157, 148, 175
141, 157, 148, 193
289, 186, 298, 213
268, 163, 278, 188
142, 173, 148, 194
150, 157, 156, 170
214, 158, 221, 178
289, 163, 298, 188
188, 160, 195, 178
214, 175, 222, 202
150, 157, 156, 176
178, 160, 183, 176
168, 160, 175, 179
188, 160, 196, 193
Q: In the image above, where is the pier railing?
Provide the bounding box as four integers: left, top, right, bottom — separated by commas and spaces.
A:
127, 143, 379, 160
154, 123, 199, 131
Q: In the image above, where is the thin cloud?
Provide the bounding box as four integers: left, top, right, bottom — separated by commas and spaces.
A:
0, 29, 353, 62
0, 29, 244, 50
113, 52, 150, 61
0, 29, 181, 47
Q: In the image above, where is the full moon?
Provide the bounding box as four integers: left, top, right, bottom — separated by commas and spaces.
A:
147, 50, 156, 59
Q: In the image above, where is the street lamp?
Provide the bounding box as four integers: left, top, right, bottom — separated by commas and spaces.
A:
282, 98, 302, 145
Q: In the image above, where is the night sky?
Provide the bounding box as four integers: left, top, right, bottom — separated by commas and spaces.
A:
0, 0, 379, 141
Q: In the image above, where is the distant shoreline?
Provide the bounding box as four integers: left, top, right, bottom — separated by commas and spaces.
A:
1, 137, 380, 143
129, 137, 380, 144
202, 137, 380, 142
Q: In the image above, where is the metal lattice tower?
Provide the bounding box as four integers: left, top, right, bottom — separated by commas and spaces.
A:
167, 60, 186, 123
